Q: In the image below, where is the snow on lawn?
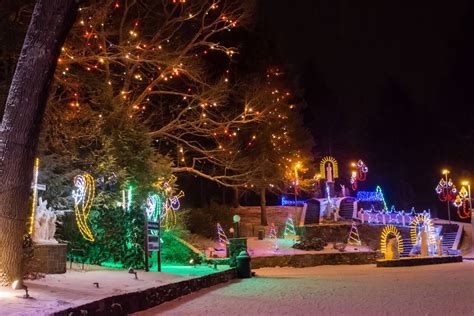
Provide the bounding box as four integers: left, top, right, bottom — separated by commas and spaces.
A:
247, 237, 373, 257
0, 264, 224, 316
134, 262, 474, 316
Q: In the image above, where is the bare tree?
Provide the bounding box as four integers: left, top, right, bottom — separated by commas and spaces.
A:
45, 0, 265, 189
0, 0, 78, 285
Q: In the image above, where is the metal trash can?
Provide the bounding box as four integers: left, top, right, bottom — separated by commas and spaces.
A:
258, 229, 265, 240
236, 250, 252, 278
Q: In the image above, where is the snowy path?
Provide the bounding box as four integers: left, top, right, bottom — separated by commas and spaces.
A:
134, 262, 474, 316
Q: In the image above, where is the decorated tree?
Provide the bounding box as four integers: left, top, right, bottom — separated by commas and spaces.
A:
224, 68, 315, 225
40, 0, 262, 198
347, 221, 361, 246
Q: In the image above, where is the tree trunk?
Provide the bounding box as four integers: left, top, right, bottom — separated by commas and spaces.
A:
260, 187, 268, 226
232, 187, 240, 208
0, 0, 78, 286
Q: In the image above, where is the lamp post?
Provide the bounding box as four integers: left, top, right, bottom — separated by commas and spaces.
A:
294, 162, 301, 211
436, 169, 456, 224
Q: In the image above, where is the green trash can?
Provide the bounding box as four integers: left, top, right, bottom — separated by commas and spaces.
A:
236, 250, 252, 278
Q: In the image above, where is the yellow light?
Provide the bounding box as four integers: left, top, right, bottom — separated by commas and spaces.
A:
462, 181, 469, 186
442, 169, 449, 175
351, 162, 356, 167
29, 158, 40, 235
73, 174, 95, 242
380, 225, 404, 254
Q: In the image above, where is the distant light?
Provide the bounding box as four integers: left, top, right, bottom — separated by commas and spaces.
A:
442, 169, 449, 175
462, 181, 469, 186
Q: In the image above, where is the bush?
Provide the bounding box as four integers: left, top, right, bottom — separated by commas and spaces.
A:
186, 202, 232, 238
292, 237, 327, 251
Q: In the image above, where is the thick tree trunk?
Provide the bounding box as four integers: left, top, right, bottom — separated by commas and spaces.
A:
260, 187, 268, 226
0, 0, 78, 286
232, 187, 240, 208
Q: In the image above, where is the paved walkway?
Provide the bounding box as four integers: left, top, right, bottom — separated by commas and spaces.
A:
134, 262, 474, 316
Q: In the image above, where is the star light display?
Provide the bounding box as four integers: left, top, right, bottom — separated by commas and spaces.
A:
72, 173, 96, 242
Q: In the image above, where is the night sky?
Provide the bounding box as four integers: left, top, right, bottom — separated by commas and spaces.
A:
258, 1, 474, 218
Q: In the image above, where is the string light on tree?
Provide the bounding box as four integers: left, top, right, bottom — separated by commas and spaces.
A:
28, 158, 40, 235
347, 221, 361, 246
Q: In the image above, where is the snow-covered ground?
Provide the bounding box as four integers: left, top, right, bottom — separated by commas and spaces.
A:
0, 264, 223, 316
134, 262, 474, 316
208, 237, 373, 258
246, 237, 372, 257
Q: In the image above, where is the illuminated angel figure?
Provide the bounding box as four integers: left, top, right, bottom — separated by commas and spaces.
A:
159, 181, 185, 231
72, 173, 95, 242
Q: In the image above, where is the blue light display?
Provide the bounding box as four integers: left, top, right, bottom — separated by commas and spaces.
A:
356, 191, 383, 201
281, 197, 306, 206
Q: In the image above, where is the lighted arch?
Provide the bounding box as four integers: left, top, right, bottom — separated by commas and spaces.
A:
380, 225, 403, 254
410, 214, 435, 246
320, 156, 338, 179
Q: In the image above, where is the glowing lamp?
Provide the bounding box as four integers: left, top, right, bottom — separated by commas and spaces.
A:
462, 181, 469, 186
12, 280, 30, 299
442, 169, 449, 175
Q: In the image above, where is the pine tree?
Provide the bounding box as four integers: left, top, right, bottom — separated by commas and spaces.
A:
347, 222, 361, 246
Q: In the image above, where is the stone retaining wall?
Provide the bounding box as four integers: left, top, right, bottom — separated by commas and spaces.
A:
376, 255, 463, 267
251, 252, 378, 269
33, 243, 67, 274
54, 268, 237, 316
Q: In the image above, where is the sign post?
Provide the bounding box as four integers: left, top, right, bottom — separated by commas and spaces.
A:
146, 219, 161, 272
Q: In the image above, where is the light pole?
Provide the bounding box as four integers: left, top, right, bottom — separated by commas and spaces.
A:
294, 162, 301, 209
435, 169, 456, 224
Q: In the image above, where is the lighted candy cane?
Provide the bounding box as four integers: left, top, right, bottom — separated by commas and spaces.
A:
72, 173, 95, 242
269, 223, 278, 252
217, 223, 229, 247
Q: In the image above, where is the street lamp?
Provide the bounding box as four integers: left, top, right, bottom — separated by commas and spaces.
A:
435, 169, 457, 224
